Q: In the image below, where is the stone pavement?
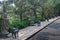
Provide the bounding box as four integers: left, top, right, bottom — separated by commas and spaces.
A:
28, 18, 60, 40
0, 17, 60, 40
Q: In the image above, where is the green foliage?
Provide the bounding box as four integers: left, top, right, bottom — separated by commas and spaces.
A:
0, 18, 2, 29
20, 19, 29, 29
55, 3, 60, 16
33, 17, 40, 23
8, 18, 29, 29
0, 0, 60, 30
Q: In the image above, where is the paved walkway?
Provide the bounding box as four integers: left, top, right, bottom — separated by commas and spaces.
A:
28, 18, 60, 40
0, 17, 60, 40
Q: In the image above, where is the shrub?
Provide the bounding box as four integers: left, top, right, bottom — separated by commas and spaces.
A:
0, 18, 2, 29
32, 17, 40, 23
8, 18, 29, 29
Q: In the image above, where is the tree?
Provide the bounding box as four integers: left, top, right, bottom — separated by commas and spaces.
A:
14, 0, 25, 20
0, 0, 9, 34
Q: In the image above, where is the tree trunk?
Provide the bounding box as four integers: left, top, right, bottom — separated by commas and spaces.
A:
33, 8, 37, 18
1, 1, 8, 34
19, 0, 23, 20
41, 6, 45, 18
32, 5, 37, 18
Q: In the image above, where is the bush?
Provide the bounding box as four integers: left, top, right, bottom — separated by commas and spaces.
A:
8, 18, 29, 29
20, 19, 29, 29
0, 18, 2, 29
32, 17, 40, 23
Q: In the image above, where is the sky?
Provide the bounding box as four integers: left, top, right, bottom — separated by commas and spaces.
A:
0, 0, 3, 2
0, 0, 7, 2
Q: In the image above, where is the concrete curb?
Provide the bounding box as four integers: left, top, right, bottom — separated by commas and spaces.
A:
26, 17, 60, 40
